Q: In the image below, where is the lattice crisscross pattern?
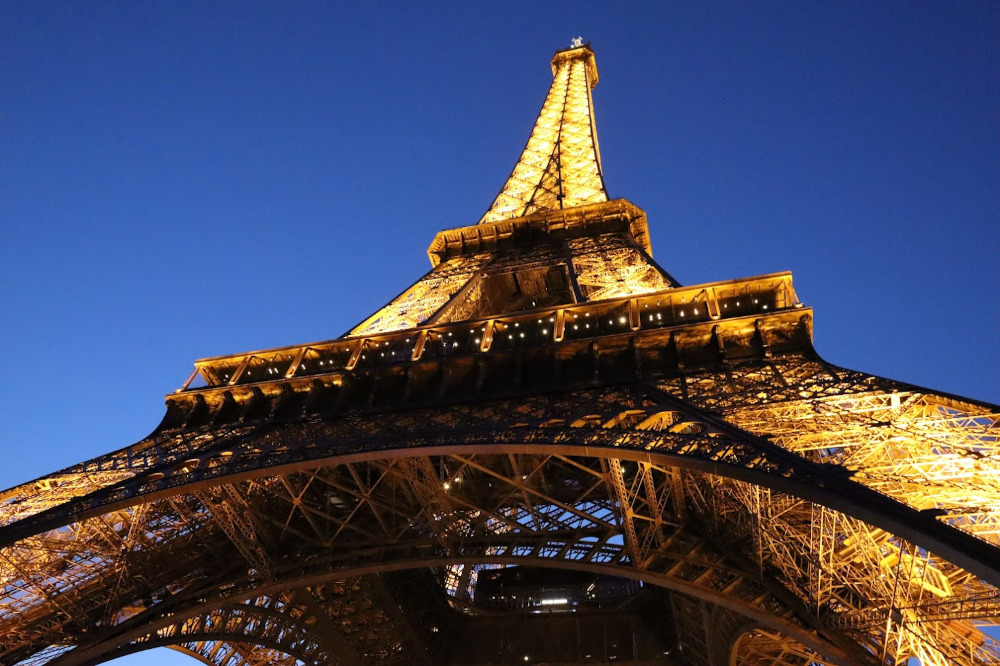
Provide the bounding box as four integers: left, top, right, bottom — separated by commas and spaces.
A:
479, 46, 607, 224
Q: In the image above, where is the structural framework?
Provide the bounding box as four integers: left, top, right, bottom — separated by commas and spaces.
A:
2, 43, 998, 666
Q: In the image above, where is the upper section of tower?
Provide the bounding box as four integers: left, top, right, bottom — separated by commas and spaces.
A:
168, 42, 812, 405
478, 43, 609, 224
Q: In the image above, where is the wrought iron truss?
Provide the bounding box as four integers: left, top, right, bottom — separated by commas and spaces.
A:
478, 44, 607, 225
2, 42, 999, 666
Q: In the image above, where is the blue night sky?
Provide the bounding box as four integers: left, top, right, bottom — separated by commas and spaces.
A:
2, 4, 998, 664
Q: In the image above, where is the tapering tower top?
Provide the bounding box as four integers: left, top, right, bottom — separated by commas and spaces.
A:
478, 42, 608, 224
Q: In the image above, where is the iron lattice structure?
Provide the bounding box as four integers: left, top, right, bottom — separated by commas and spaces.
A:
2, 43, 998, 666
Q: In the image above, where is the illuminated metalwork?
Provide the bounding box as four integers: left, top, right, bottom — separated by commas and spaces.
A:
479, 44, 607, 224
2, 42, 998, 666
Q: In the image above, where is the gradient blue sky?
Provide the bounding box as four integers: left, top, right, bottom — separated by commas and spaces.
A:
2, 4, 998, 664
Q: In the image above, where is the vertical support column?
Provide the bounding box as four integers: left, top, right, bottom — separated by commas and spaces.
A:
705, 288, 721, 320
628, 298, 641, 331
480, 320, 496, 352
607, 459, 641, 568
562, 242, 585, 303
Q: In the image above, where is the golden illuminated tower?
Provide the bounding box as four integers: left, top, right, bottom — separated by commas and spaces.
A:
2, 42, 998, 666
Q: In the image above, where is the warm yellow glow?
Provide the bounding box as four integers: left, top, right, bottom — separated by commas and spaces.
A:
479, 44, 607, 224
1, 42, 997, 666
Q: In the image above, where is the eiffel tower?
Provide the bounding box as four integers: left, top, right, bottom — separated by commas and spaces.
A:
2, 42, 998, 666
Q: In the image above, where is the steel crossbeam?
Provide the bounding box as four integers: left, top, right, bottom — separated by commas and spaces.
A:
2, 42, 999, 666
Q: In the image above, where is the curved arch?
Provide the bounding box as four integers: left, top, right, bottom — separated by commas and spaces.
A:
166, 645, 218, 666
82, 598, 331, 666
107, 639, 308, 666
7, 419, 997, 666
13, 447, 989, 664
81, 586, 368, 666
728, 626, 838, 666
7, 427, 997, 588
167, 642, 303, 666
56, 554, 859, 666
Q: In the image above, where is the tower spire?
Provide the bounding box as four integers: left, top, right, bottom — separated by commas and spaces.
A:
478, 43, 608, 224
